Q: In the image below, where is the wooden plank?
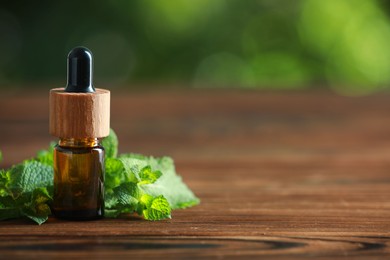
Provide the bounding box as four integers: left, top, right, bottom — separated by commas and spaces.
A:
0, 90, 390, 258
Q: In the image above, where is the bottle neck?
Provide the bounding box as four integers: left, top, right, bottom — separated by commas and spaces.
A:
59, 138, 100, 148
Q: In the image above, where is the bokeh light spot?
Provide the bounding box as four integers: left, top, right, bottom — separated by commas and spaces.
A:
299, 0, 390, 94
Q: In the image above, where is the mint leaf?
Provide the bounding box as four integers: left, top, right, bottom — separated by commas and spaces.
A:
0, 208, 21, 221
104, 209, 121, 218
21, 187, 52, 225
0, 196, 21, 220
0, 188, 52, 224
139, 166, 162, 185
136, 193, 154, 215
105, 182, 140, 217
120, 154, 200, 209
105, 158, 127, 190
31, 187, 52, 206
113, 182, 140, 206
0, 128, 199, 224
141, 173, 200, 209
140, 195, 171, 221
0, 169, 11, 197
102, 129, 118, 158
22, 213, 48, 225
36, 142, 55, 166
106, 154, 176, 220
7, 161, 53, 198
139, 193, 154, 208
105, 157, 141, 191
119, 157, 148, 182
0, 196, 16, 208
0, 150, 3, 164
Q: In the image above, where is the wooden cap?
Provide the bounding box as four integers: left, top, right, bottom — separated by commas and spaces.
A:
50, 88, 110, 138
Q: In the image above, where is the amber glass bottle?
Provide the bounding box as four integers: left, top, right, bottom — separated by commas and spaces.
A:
49, 47, 110, 220
52, 138, 105, 220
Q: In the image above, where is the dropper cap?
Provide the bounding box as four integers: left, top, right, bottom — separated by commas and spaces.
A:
65, 47, 95, 93
49, 47, 110, 139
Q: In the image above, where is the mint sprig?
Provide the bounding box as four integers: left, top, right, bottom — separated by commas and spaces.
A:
0, 129, 199, 224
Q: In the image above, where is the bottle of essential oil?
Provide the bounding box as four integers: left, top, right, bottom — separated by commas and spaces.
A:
49, 47, 110, 220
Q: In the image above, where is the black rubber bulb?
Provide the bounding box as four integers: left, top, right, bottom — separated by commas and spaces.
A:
65, 47, 95, 93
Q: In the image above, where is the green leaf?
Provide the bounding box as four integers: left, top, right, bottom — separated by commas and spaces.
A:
121, 154, 200, 209
0, 208, 21, 221
7, 160, 53, 198
0, 196, 16, 208
141, 195, 171, 221
140, 173, 200, 209
118, 157, 148, 182
0, 169, 11, 197
105, 157, 140, 190
0, 128, 200, 224
36, 142, 55, 166
104, 192, 118, 209
22, 213, 48, 225
138, 166, 162, 185
104, 209, 121, 218
105, 158, 127, 190
31, 187, 52, 207
102, 129, 118, 158
0, 150, 2, 164
21, 187, 52, 225
105, 182, 141, 217
0, 188, 52, 224
113, 182, 140, 205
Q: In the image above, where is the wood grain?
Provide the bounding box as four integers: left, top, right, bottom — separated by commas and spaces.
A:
49, 88, 110, 138
0, 89, 390, 258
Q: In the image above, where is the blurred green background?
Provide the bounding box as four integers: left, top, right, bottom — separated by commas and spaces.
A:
1, 0, 390, 95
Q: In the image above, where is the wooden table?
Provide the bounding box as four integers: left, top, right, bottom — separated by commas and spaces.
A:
0, 90, 389, 258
